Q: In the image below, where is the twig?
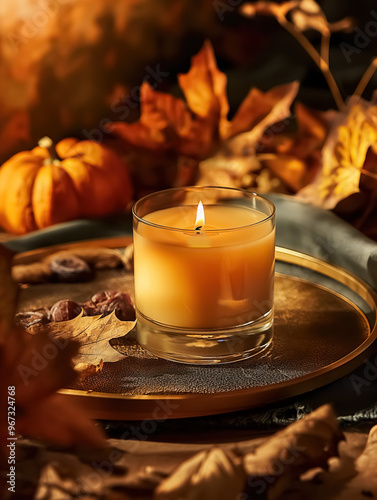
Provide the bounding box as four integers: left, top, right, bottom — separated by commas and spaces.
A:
359, 167, 377, 182
320, 32, 330, 68
278, 16, 344, 110
353, 58, 377, 100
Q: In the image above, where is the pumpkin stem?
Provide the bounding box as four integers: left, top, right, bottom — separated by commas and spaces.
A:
38, 136, 60, 163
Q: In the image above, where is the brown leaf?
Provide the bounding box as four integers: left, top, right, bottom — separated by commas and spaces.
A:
109, 39, 301, 178
4, 329, 78, 407
178, 40, 229, 138
40, 312, 136, 375
241, 0, 353, 34
0, 327, 105, 451
197, 155, 261, 190
18, 393, 105, 448
108, 43, 224, 160
108, 84, 177, 152
332, 426, 377, 499
263, 155, 309, 191
225, 81, 299, 156
243, 404, 343, 500
298, 98, 377, 209
241, 1, 300, 21
155, 447, 246, 500
290, 0, 354, 35
224, 82, 299, 143
295, 102, 333, 143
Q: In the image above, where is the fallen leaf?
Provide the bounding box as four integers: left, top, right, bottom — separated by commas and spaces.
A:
109, 81, 215, 159
294, 102, 335, 144
333, 426, 377, 499
241, 0, 353, 34
178, 39, 229, 139
109, 40, 299, 167
195, 82, 299, 189
297, 98, 377, 209
243, 404, 343, 500
263, 155, 309, 191
290, 0, 353, 35
0, 327, 106, 459
39, 312, 136, 375
224, 81, 299, 155
155, 447, 246, 500
241, 1, 300, 21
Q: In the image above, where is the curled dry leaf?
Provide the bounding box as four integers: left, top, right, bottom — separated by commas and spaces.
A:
196, 82, 299, 189
298, 98, 377, 209
257, 102, 336, 192
290, 0, 354, 35
38, 312, 136, 376
108, 41, 224, 160
334, 425, 377, 499
0, 327, 105, 450
225, 81, 299, 155
109, 40, 299, 169
243, 404, 343, 500
155, 447, 246, 500
241, 0, 353, 34
241, 1, 300, 21
178, 39, 229, 140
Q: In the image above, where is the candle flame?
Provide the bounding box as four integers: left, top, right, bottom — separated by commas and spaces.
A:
195, 201, 205, 230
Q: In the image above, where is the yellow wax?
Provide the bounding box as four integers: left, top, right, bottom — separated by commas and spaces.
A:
134, 205, 275, 329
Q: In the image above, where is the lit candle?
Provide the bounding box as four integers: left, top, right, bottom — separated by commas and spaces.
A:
133, 187, 275, 364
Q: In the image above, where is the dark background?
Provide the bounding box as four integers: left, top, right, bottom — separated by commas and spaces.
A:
0, 0, 376, 163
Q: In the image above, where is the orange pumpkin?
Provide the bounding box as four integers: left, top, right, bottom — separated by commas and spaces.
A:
0, 137, 133, 234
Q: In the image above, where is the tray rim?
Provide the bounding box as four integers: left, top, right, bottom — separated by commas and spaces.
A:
15, 238, 377, 420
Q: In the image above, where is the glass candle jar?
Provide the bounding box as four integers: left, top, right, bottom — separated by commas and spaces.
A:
132, 186, 275, 364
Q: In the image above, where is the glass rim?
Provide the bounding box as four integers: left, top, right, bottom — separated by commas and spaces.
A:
132, 186, 275, 233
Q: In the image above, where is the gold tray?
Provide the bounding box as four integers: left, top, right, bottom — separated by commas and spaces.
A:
16, 238, 377, 420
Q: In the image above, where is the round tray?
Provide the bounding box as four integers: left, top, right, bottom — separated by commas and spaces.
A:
16, 238, 377, 420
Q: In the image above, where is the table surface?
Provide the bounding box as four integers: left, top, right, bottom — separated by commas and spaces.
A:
0, 229, 12, 244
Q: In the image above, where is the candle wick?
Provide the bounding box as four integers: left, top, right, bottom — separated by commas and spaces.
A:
195, 226, 202, 232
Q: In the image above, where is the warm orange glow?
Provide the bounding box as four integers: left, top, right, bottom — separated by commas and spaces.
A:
195, 201, 205, 229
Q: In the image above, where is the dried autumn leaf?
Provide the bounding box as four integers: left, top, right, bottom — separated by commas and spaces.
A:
109, 40, 299, 168
108, 84, 177, 152
290, 0, 354, 34
243, 404, 343, 500
155, 447, 246, 500
224, 82, 299, 142
241, 1, 299, 21
0, 248, 104, 453
195, 82, 299, 188
0, 327, 105, 454
241, 0, 353, 34
327, 426, 377, 499
294, 101, 335, 144
39, 312, 136, 375
254, 102, 335, 193
178, 39, 229, 138
225, 81, 299, 154
298, 98, 377, 209
108, 42, 225, 160
197, 155, 261, 191
263, 155, 309, 191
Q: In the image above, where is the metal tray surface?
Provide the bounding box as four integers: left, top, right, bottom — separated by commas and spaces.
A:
16, 238, 377, 420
